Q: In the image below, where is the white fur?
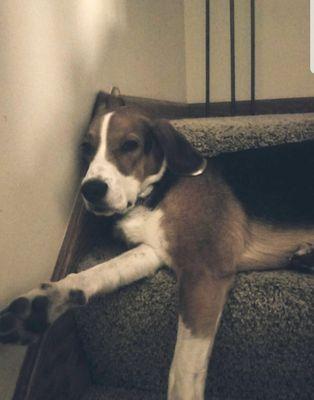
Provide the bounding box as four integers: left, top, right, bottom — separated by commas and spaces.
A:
168, 316, 215, 400
59, 244, 162, 299
83, 112, 141, 216
13, 244, 163, 326
117, 205, 172, 266
22, 284, 82, 324
139, 159, 167, 198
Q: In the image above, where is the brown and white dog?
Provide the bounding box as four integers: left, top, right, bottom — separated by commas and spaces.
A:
1, 89, 314, 399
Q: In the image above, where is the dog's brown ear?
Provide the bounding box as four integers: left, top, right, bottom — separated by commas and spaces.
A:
153, 120, 206, 176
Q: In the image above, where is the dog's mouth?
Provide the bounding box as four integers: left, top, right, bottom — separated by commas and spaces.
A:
85, 201, 135, 217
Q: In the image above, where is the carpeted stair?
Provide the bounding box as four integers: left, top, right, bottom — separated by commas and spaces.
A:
74, 114, 314, 400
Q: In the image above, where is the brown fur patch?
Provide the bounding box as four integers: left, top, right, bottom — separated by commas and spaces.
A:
105, 109, 163, 181
179, 272, 234, 336
159, 162, 247, 335
161, 163, 247, 277
81, 115, 103, 162
153, 119, 205, 175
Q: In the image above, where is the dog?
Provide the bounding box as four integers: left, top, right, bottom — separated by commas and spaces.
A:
1, 88, 313, 399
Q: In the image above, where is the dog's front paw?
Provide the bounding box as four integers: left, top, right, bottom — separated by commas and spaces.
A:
0, 283, 87, 345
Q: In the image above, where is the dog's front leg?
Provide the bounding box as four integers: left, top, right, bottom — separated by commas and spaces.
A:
168, 271, 234, 400
0, 244, 162, 344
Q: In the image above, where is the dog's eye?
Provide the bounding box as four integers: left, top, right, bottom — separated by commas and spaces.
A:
80, 142, 94, 157
120, 139, 139, 153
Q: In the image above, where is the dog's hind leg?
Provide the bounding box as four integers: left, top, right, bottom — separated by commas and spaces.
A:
0, 244, 162, 345
289, 242, 314, 273
168, 270, 235, 400
239, 222, 314, 272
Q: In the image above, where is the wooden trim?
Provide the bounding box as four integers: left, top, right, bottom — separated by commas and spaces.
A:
12, 198, 92, 400
123, 94, 190, 119
95, 91, 314, 119
94, 90, 190, 120
51, 196, 87, 280
188, 97, 314, 118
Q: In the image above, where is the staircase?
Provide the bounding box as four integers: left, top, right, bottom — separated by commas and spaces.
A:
72, 114, 314, 400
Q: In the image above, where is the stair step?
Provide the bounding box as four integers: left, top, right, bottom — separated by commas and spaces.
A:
74, 269, 313, 399
172, 113, 314, 156
82, 385, 162, 400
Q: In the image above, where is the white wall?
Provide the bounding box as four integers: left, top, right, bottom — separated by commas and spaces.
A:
0, 1, 185, 398
184, 0, 314, 103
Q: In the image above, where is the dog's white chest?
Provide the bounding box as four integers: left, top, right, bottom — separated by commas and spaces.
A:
116, 206, 171, 265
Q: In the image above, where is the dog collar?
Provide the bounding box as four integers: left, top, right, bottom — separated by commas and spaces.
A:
188, 158, 208, 177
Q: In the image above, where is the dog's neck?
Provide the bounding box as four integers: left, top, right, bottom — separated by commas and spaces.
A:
140, 169, 179, 209
109, 168, 178, 230
138, 159, 167, 199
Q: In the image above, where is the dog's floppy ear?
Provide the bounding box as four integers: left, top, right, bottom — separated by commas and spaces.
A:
153, 119, 206, 176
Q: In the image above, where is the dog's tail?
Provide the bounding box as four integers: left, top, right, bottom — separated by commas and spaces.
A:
238, 221, 314, 272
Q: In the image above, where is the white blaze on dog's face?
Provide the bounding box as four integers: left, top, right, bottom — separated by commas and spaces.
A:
80, 108, 165, 216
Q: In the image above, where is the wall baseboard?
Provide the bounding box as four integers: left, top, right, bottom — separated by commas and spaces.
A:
189, 97, 314, 118
91, 91, 314, 120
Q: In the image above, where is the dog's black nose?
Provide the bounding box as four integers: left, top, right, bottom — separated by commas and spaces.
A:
81, 179, 108, 203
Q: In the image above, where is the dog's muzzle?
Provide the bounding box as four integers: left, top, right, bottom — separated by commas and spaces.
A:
81, 178, 133, 216
81, 179, 108, 204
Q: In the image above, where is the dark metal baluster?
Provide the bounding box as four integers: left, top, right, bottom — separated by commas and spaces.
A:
205, 0, 210, 116
250, 0, 256, 114
230, 0, 236, 114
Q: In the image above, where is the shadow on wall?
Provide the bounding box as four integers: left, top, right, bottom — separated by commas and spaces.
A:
50, 0, 186, 111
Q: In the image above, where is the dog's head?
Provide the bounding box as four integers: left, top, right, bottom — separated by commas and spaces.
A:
80, 89, 206, 216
